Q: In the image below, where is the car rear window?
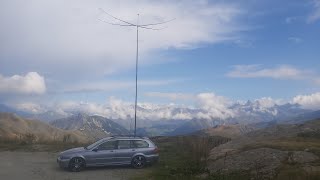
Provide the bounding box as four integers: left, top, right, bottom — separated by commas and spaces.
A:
118, 140, 131, 149
131, 140, 149, 148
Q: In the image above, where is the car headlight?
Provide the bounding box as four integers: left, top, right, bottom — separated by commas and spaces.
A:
59, 155, 70, 160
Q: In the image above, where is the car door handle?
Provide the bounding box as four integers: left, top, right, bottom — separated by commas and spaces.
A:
132, 149, 136, 151
110, 150, 114, 152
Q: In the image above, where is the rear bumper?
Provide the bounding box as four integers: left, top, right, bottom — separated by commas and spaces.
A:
145, 154, 159, 164
57, 157, 70, 169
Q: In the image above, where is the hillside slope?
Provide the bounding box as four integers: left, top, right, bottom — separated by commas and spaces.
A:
208, 119, 320, 179
194, 124, 256, 138
50, 113, 130, 139
0, 113, 89, 143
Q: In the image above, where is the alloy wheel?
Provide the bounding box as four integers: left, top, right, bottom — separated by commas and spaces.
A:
132, 155, 146, 168
68, 157, 85, 172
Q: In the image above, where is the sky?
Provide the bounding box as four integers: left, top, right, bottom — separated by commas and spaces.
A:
0, 0, 320, 114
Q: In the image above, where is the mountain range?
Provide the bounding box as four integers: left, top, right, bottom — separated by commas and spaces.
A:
1, 102, 320, 136
50, 113, 130, 139
166, 102, 318, 136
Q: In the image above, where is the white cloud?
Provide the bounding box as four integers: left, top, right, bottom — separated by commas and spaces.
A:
313, 78, 320, 85
61, 79, 180, 93
288, 37, 303, 44
254, 97, 285, 108
226, 65, 311, 80
10, 91, 320, 124
196, 93, 234, 119
144, 92, 234, 119
255, 97, 275, 108
0, 72, 46, 95
13, 102, 47, 114
293, 92, 320, 110
0, 0, 245, 80
307, 0, 320, 23
285, 16, 299, 24
144, 92, 193, 101
57, 92, 320, 119
41, 92, 234, 121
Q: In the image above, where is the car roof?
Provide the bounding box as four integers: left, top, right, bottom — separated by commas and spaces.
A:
93, 136, 156, 148
101, 136, 150, 141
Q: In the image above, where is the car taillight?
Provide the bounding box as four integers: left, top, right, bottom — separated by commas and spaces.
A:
153, 147, 159, 153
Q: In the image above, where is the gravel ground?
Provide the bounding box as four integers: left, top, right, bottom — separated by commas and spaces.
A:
0, 151, 148, 180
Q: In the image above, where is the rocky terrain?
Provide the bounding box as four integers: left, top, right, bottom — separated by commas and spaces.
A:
207, 119, 320, 179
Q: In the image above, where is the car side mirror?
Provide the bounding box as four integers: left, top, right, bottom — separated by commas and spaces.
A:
92, 147, 99, 152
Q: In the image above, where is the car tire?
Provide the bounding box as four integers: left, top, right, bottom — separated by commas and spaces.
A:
131, 155, 146, 169
68, 157, 85, 172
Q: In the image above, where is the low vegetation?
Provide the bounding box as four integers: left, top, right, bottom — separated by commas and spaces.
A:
134, 135, 231, 180
0, 133, 88, 152
138, 129, 320, 180
241, 137, 320, 157
217, 136, 320, 179
1, 128, 319, 180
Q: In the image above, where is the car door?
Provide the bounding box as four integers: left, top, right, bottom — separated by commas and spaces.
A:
86, 140, 117, 166
114, 140, 136, 164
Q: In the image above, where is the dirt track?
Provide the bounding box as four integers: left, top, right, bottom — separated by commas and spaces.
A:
0, 151, 148, 180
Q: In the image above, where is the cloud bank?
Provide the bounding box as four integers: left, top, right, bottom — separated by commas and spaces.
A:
0, 0, 245, 79
308, 0, 320, 23
10, 91, 320, 122
293, 92, 320, 110
0, 72, 46, 95
145, 92, 193, 101
226, 65, 310, 80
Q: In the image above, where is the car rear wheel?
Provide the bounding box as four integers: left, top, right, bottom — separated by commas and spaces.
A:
131, 155, 146, 169
68, 157, 85, 172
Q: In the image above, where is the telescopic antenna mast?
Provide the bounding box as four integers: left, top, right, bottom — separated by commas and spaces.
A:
99, 8, 174, 137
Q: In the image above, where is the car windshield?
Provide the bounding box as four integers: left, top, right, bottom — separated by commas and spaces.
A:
85, 138, 109, 150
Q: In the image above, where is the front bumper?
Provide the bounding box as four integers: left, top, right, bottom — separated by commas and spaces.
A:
57, 157, 70, 169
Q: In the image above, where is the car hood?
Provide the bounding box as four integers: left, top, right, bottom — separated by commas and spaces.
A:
61, 147, 85, 155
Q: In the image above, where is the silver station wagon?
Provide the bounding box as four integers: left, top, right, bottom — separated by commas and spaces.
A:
57, 136, 159, 171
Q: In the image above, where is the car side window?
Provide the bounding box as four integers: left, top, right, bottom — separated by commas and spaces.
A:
118, 140, 131, 149
98, 140, 117, 150
132, 140, 149, 148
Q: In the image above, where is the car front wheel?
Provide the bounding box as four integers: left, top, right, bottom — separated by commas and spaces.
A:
68, 157, 85, 172
131, 155, 146, 169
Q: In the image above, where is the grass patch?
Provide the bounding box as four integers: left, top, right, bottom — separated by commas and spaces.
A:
134, 135, 231, 180
275, 164, 320, 180
241, 137, 320, 153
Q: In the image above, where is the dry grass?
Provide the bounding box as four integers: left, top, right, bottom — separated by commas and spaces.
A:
138, 136, 231, 180
175, 136, 230, 164
275, 163, 320, 180
240, 137, 320, 157
0, 134, 89, 152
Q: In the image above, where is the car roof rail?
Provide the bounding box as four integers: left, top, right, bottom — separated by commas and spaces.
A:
109, 135, 150, 139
